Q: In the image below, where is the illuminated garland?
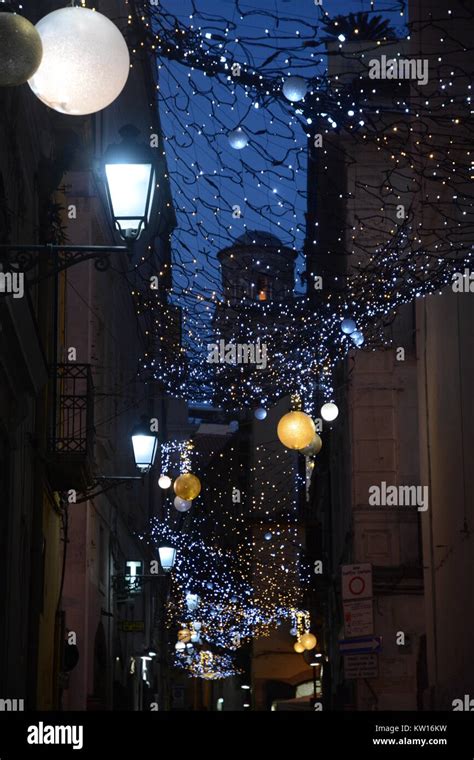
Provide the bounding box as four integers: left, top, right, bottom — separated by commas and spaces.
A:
121, 1, 474, 412
131, 0, 473, 676
175, 648, 241, 680
140, 435, 312, 663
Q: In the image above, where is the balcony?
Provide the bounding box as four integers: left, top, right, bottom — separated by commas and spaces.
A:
47, 363, 94, 491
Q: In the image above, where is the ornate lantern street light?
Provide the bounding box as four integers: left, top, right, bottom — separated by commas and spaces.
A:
131, 416, 158, 472
102, 125, 157, 243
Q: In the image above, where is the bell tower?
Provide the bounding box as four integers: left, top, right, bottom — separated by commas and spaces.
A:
217, 231, 297, 306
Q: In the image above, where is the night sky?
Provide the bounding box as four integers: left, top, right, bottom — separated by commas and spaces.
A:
150, 0, 408, 403
158, 0, 407, 291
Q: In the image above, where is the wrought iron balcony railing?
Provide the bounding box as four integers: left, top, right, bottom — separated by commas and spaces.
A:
47, 363, 94, 490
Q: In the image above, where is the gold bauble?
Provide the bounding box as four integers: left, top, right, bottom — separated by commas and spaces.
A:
294, 641, 305, 653
174, 473, 201, 500
277, 411, 315, 450
300, 433, 322, 457
0, 13, 43, 86
301, 632, 317, 650
177, 628, 191, 643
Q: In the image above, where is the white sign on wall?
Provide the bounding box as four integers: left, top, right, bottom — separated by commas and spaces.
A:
343, 599, 374, 638
341, 563, 373, 601
344, 654, 378, 680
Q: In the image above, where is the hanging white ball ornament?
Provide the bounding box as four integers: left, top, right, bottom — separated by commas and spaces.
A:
186, 592, 200, 611
174, 496, 192, 512
158, 475, 172, 489
282, 76, 307, 103
341, 318, 357, 335
228, 127, 248, 150
351, 330, 365, 347
28, 7, 130, 115
254, 408, 267, 420
321, 403, 339, 422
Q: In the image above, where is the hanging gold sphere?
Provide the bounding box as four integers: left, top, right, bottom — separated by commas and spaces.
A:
174, 473, 201, 500
294, 641, 305, 653
277, 411, 315, 450
177, 628, 191, 643
300, 433, 322, 456
0, 13, 43, 87
301, 632, 317, 650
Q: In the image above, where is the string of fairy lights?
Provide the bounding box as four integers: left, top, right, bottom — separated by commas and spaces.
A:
127, 0, 474, 677
4, 0, 470, 682
140, 439, 311, 667
123, 0, 474, 414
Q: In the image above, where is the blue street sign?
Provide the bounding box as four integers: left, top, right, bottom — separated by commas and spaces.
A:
339, 636, 382, 655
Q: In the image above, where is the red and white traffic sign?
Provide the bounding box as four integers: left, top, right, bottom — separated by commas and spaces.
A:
341, 563, 373, 601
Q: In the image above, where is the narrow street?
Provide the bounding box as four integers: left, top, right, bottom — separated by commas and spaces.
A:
0, 0, 473, 751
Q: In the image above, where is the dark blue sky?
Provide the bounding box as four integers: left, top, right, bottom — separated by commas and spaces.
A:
158, 0, 407, 295
153, 0, 408, 401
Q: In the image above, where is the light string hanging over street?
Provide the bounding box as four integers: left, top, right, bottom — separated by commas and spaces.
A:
120, 0, 474, 412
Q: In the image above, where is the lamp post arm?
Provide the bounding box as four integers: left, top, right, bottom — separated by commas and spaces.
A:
0, 243, 132, 284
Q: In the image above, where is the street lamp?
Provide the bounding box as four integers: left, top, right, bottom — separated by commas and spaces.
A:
158, 546, 176, 573
0, 125, 161, 279
131, 416, 158, 472
102, 125, 157, 243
